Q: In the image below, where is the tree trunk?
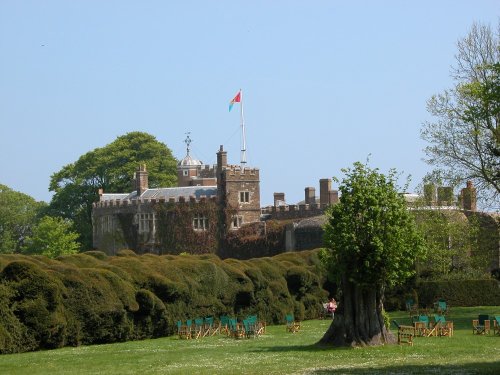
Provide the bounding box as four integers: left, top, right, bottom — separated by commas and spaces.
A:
318, 277, 396, 347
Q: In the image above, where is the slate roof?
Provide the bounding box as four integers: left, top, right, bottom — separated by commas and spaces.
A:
101, 186, 218, 202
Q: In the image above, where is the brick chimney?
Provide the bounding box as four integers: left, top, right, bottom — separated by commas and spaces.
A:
274, 192, 285, 207
460, 180, 477, 211
135, 164, 148, 196
305, 187, 316, 205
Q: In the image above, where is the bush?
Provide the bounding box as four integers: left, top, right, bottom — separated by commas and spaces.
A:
0, 249, 331, 353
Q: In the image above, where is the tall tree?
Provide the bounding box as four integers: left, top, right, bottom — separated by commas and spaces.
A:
22, 216, 80, 258
48, 132, 178, 250
319, 162, 425, 347
421, 21, 500, 208
0, 184, 46, 253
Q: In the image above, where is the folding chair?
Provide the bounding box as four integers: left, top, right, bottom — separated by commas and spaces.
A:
413, 315, 429, 337
177, 320, 191, 339
472, 314, 490, 335
493, 316, 500, 336
285, 314, 300, 333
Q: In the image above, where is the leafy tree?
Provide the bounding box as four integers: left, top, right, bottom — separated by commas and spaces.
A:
319, 162, 425, 347
48, 132, 178, 250
0, 184, 46, 253
421, 21, 500, 208
22, 216, 80, 258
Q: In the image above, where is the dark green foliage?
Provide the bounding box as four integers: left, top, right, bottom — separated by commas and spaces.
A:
416, 279, 500, 307
48, 131, 178, 250
0, 249, 329, 353
220, 220, 287, 259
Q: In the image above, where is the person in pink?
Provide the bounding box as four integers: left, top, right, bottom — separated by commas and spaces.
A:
327, 297, 337, 319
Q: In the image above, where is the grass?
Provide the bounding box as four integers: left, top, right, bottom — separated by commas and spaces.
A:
1, 306, 499, 374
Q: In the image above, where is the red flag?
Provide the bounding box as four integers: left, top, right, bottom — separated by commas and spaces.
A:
232, 91, 241, 103
229, 90, 241, 112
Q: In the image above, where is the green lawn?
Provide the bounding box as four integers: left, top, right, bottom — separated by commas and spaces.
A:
1, 307, 499, 374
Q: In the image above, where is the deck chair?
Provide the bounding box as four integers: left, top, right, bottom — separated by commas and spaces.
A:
285, 314, 300, 333
472, 314, 490, 335
406, 298, 418, 316
204, 316, 217, 336
392, 320, 414, 346
219, 315, 230, 336
242, 318, 257, 338
413, 315, 429, 336
493, 316, 500, 336
246, 315, 265, 336
424, 315, 444, 337
228, 318, 245, 339
177, 320, 191, 339
433, 315, 452, 337
204, 316, 220, 336
434, 299, 448, 315
192, 318, 204, 339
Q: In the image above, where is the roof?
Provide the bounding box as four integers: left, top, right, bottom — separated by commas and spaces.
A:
100, 193, 130, 201
139, 186, 217, 200
100, 186, 217, 202
178, 154, 202, 167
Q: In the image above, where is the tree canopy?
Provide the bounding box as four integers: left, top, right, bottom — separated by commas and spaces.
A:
48, 132, 178, 250
421, 21, 500, 208
0, 184, 46, 254
22, 216, 80, 258
319, 162, 425, 347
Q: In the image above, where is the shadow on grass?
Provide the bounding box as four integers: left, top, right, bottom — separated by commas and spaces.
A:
311, 361, 500, 374
250, 345, 500, 374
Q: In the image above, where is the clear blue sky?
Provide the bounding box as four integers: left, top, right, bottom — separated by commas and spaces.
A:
1, 1, 499, 206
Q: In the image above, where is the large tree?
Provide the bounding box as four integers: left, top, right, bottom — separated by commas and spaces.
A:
0, 184, 46, 254
319, 162, 425, 347
421, 21, 500, 207
48, 132, 178, 250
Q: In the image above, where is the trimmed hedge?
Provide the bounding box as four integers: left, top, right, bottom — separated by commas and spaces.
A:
2, 248, 497, 354
0, 249, 328, 354
416, 279, 500, 308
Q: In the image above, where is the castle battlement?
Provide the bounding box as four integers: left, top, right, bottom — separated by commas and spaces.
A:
93, 195, 217, 209
261, 203, 327, 220
225, 165, 259, 177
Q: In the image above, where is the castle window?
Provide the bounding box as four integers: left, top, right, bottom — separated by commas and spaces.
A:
102, 215, 114, 233
232, 216, 243, 229
193, 213, 209, 231
183, 170, 189, 176
239, 191, 250, 203
137, 213, 156, 234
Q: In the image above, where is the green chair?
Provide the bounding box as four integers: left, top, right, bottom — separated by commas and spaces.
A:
493, 316, 500, 336
192, 318, 204, 339
434, 299, 448, 315
219, 315, 230, 336
204, 316, 216, 336
406, 298, 418, 315
177, 320, 191, 339
242, 318, 256, 338
473, 314, 490, 335
228, 318, 245, 339
413, 315, 429, 336
285, 314, 300, 333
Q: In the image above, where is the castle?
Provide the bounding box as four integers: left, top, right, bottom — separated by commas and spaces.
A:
92, 136, 341, 255
92, 141, 262, 254
92, 138, 497, 268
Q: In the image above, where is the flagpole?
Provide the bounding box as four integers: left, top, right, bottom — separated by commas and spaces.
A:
240, 89, 247, 166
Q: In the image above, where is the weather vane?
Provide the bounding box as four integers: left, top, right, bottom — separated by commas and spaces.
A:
184, 132, 192, 155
